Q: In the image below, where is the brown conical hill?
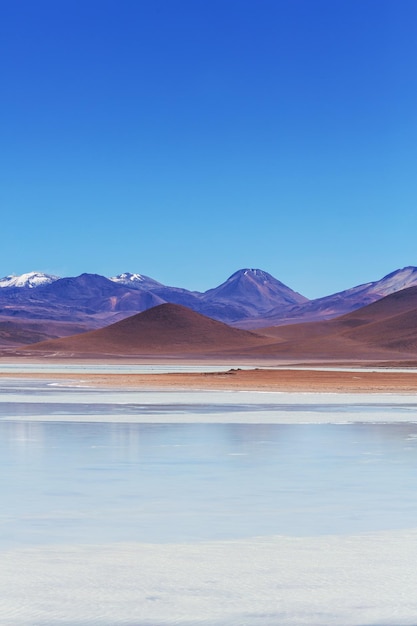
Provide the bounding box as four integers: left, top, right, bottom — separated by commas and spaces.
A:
249, 286, 417, 360
338, 286, 417, 352
20, 303, 271, 357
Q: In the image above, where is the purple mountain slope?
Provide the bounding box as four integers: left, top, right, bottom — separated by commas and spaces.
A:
237, 266, 417, 328
0, 274, 165, 326
2, 266, 417, 346
0, 268, 309, 343
203, 269, 308, 306
109, 269, 306, 320
148, 285, 203, 309
196, 269, 308, 323
110, 272, 203, 308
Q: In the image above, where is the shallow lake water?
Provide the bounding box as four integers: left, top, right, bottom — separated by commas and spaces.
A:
3, 419, 417, 548
2, 371, 417, 625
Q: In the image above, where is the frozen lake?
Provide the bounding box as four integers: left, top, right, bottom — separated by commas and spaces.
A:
4, 419, 417, 547
1, 373, 417, 625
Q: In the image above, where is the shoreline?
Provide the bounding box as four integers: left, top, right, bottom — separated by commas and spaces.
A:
2, 367, 417, 393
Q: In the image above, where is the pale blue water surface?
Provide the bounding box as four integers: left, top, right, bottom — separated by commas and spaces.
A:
1, 375, 417, 549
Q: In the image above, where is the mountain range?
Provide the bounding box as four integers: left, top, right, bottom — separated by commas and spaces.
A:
17, 288, 417, 361
1, 266, 417, 349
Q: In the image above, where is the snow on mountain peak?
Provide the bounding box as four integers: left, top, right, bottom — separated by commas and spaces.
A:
203, 268, 309, 309
0, 272, 60, 289
241, 268, 275, 281
109, 272, 163, 289
366, 266, 417, 297
232, 268, 272, 282
110, 273, 145, 283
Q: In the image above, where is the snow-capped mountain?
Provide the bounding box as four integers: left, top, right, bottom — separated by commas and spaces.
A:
298, 266, 417, 320
356, 266, 417, 298
203, 269, 307, 306
197, 269, 308, 323
238, 266, 417, 328
23, 273, 166, 317
0, 271, 60, 289
109, 272, 163, 290
2, 266, 417, 347
110, 272, 203, 309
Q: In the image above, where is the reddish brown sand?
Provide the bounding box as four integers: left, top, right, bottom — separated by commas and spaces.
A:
2, 367, 417, 393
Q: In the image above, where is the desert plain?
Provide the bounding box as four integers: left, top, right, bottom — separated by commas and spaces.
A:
2, 293, 417, 625
3, 359, 417, 393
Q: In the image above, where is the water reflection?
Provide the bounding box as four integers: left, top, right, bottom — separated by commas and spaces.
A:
2, 420, 417, 549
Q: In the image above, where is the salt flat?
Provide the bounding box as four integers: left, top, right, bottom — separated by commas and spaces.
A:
2, 368, 417, 625
2, 530, 417, 625
1, 377, 417, 423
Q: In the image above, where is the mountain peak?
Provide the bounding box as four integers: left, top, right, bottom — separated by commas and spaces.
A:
0, 271, 60, 289
229, 268, 276, 282
109, 272, 163, 290
203, 268, 308, 310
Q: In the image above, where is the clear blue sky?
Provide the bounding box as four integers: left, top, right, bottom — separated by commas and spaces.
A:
1, 0, 416, 298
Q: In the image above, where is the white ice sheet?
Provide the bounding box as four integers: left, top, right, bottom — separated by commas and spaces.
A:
2, 381, 417, 423
2, 530, 417, 625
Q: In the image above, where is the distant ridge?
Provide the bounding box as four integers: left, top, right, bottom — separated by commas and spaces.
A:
2, 266, 417, 346
12, 287, 417, 360
21, 303, 271, 357
0, 268, 309, 343
237, 266, 417, 328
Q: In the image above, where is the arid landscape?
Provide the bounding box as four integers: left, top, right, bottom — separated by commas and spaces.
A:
2, 267, 417, 360
3, 2, 417, 624
5, 281, 417, 364
3, 366, 417, 394
2, 267, 417, 396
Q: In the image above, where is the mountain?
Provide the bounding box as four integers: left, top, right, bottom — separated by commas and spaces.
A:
237, 266, 417, 328
0, 273, 165, 326
109, 272, 163, 290
197, 269, 308, 323
334, 285, 417, 353
0, 317, 92, 348
362, 266, 417, 297
2, 265, 417, 348
0, 271, 60, 289
110, 268, 310, 323
0, 268, 308, 343
111, 272, 204, 308
19, 288, 417, 360
20, 303, 271, 357
250, 286, 417, 360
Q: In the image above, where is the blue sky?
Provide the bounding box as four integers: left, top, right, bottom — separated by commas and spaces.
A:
1, 0, 416, 298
